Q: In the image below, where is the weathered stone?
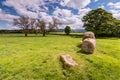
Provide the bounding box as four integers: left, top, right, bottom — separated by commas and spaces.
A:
60, 54, 78, 67
82, 32, 95, 41
81, 38, 96, 53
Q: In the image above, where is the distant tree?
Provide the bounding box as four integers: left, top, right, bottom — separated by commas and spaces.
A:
65, 26, 71, 35
30, 18, 38, 35
48, 22, 55, 32
36, 17, 62, 36
47, 17, 62, 32
82, 8, 115, 36
37, 20, 46, 37
13, 16, 36, 37
52, 17, 62, 30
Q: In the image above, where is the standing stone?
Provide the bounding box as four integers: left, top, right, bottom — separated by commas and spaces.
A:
82, 31, 95, 41
81, 32, 96, 53
81, 38, 96, 53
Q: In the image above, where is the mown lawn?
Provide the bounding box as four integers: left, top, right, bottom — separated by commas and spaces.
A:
0, 33, 120, 80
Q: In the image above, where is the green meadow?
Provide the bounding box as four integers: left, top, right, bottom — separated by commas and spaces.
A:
0, 33, 120, 80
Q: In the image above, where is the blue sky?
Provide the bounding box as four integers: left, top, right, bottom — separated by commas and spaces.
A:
0, 0, 120, 30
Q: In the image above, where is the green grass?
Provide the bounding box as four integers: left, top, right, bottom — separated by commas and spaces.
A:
0, 33, 120, 80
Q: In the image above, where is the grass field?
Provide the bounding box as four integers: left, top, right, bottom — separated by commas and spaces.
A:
0, 33, 120, 80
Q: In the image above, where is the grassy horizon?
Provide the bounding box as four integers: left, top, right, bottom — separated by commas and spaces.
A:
0, 33, 120, 80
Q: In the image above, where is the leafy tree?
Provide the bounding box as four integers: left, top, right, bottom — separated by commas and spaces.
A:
13, 16, 36, 37
82, 8, 115, 36
65, 26, 71, 35
113, 19, 120, 37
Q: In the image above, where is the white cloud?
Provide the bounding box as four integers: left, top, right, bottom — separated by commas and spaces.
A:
94, 0, 99, 2
109, 9, 120, 19
3, 0, 44, 11
2, 0, 86, 29
98, 3, 105, 9
3, 0, 46, 18
107, 2, 120, 19
61, 0, 91, 9
109, 9, 120, 14
58, 18, 84, 29
53, 7, 84, 29
107, 2, 120, 9
39, 12, 53, 24
113, 13, 120, 19
78, 8, 91, 18
0, 22, 20, 30
60, 0, 70, 6
0, 8, 19, 22
98, 5, 105, 9
53, 7, 73, 17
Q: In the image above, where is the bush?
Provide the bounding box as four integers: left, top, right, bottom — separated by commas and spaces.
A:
65, 26, 71, 35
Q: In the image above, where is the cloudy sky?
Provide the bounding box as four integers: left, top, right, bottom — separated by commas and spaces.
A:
0, 0, 120, 30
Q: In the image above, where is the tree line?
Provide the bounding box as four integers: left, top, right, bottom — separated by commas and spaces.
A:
12, 8, 120, 37
13, 16, 61, 37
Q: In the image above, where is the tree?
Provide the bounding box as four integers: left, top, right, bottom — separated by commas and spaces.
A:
52, 17, 62, 30
82, 8, 115, 36
13, 16, 36, 37
65, 26, 71, 35
47, 17, 62, 32
37, 20, 46, 37
113, 19, 120, 37
36, 17, 61, 36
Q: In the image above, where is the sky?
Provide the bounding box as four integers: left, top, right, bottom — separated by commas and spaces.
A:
0, 0, 120, 30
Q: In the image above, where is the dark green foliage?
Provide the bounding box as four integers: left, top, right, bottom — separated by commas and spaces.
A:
112, 20, 120, 37
65, 26, 71, 35
82, 8, 116, 36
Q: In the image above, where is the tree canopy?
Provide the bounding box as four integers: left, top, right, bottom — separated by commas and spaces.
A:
65, 26, 71, 35
37, 20, 46, 36
82, 8, 117, 36
13, 16, 36, 37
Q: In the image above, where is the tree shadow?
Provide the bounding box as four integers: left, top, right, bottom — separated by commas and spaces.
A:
0, 33, 83, 38
96, 36, 120, 40
49, 33, 66, 36
69, 34, 83, 38
0, 33, 44, 38
49, 32, 83, 38
77, 44, 82, 48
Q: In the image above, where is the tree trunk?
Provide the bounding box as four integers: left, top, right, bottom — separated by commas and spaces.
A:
25, 32, 27, 37
43, 30, 46, 37
24, 29, 28, 37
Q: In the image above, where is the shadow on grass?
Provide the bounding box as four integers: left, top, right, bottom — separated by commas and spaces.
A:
0, 32, 84, 38
0, 33, 46, 38
49, 32, 83, 38
96, 36, 120, 40
0, 35, 43, 38
70, 34, 83, 38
